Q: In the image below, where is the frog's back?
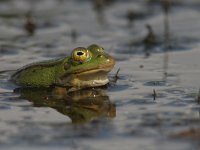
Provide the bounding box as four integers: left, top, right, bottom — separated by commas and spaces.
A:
11, 57, 67, 87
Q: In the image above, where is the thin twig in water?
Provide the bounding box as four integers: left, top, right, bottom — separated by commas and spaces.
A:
153, 89, 157, 101
113, 68, 120, 83
126, 10, 135, 27
161, 0, 171, 81
71, 29, 77, 43
24, 12, 36, 36
197, 88, 200, 104
163, 52, 168, 81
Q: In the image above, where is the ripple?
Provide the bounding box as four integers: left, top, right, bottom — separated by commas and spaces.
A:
144, 80, 167, 87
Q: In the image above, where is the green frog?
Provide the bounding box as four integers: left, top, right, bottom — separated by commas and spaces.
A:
11, 44, 115, 91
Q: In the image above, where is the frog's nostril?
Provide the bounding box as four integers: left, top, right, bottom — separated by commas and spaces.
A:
77, 51, 84, 56
97, 54, 103, 58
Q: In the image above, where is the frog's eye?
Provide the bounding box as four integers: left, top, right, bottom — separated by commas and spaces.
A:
71, 47, 91, 63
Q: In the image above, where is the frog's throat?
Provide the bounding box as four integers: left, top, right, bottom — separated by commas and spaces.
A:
59, 68, 110, 89
67, 78, 109, 92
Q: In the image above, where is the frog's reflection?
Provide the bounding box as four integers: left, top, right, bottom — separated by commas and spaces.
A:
14, 87, 116, 124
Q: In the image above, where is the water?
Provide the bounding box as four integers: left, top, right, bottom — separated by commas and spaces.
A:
0, 0, 200, 150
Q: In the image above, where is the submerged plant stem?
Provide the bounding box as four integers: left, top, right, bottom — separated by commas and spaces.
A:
112, 68, 120, 83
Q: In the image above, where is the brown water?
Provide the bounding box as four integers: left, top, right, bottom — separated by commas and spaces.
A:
0, 0, 200, 150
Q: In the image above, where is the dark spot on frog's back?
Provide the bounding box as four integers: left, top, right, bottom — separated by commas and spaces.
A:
32, 69, 36, 73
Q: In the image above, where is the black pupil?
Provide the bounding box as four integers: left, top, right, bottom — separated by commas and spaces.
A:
77, 51, 84, 56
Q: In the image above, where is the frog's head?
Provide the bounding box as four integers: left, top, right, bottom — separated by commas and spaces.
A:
60, 44, 115, 90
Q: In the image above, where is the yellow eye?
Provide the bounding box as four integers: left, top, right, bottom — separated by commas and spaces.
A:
71, 47, 91, 63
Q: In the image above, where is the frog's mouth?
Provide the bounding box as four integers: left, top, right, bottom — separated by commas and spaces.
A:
76, 67, 112, 75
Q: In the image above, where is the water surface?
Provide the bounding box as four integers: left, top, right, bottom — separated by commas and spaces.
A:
0, 0, 200, 150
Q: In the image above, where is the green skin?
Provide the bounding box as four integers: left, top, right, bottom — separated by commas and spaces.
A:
11, 44, 115, 91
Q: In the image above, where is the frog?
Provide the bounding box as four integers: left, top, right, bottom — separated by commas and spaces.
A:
10, 44, 115, 91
